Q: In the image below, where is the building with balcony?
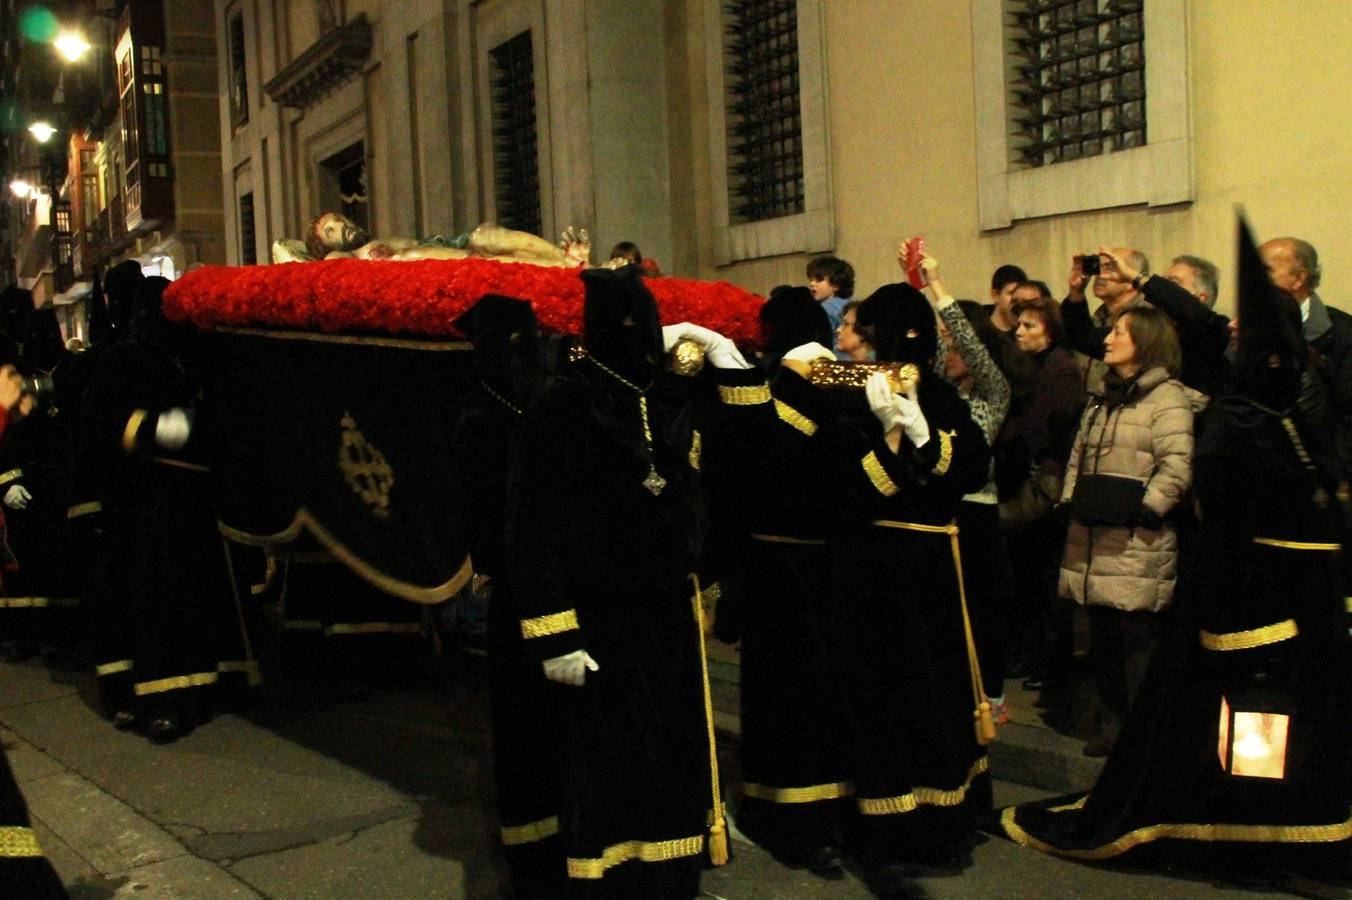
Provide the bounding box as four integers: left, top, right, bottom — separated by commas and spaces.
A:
2, 0, 225, 339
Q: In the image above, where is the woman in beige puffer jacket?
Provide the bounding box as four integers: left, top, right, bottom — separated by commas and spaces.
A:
1057, 305, 1193, 755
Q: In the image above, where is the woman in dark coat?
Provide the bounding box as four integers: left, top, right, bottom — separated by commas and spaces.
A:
998, 224, 1352, 875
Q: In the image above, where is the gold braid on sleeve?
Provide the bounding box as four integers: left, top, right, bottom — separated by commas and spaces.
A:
718, 384, 771, 406
520, 609, 580, 639
862, 451, 900, 497
774, 399, 817, 436
930, 430, 954, 476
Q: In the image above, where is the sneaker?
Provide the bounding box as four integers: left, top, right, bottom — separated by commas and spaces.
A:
990, 699, 1011, 726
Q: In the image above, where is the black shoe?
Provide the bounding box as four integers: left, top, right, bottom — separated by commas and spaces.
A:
111, 710, 137, 730
147, 716, 182, 744
864, 859, 920, 898
804, 844, 845, 879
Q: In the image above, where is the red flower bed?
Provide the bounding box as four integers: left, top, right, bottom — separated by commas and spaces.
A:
163, 258, 766, 345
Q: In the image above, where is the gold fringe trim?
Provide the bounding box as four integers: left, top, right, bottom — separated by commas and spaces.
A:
862, 451, 899, 497
1252, 537, 1340, 551
743, 781, 854, 804
566, 835, 706, 879
930, 429, 955, 476
1199, 619, 1299, 651
858, 756, 990, 816
0, 468, 24, 486
774, 399, 818, 435
689, 429, 702, 471
133, 671, 219, 696
66, 500, 102, 519
217, 660, 263, 685
95, 659, 133, 677
218, 326, 472, 351
500, 815, 559, 846
0, 826, 43, 858
122, 409, 147, 453
324, 622, 422, 637
1000, 805, 1352, 861
749, 533, 826, 545
718, 384, 771, 406
520, 609, 580, 639
218, 511, 471, 604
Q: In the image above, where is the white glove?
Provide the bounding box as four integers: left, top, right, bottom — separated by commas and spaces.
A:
865, 372, 931, 448
782, 342, 836, 365
154, 408, 193, 450
661, 323, 752, 369
542, 650, 599, 687
3, 485, 31, 510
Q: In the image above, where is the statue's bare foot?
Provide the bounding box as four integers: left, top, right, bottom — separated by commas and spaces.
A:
559, 227, 591, 267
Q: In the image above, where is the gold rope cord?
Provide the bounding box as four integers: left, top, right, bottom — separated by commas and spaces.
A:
857, 756, 990, 815
520, 610, 580, 640
217, 511, 471, 604
1252, 537, 1340, 551
501, 816, 560, 846
1199, 619, 1299, 652
0, 826, 43, 858
690, 574, 730, 866
566, 835, 705, 879
749, 533, 826, 545
1000, 806, 1352, 861
743, 781, 854, 804
871, 519, 995, 745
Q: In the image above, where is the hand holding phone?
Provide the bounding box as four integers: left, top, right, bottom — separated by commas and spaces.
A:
904, 237, 927, 289
1078, 253, 1101, 277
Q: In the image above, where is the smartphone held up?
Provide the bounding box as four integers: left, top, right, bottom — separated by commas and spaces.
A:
903, 236, 927, 289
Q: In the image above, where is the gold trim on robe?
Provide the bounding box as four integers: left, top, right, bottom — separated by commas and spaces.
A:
66, 501, 102, 518
1199, 619, 1299, 651
857, 756, 989, 816
930, 430, 955, 475
500, 815, 560, 846
1001, 806, 1352, 861
774, 399, 817, 436
717, 384, 771, 406
0, 468, 24, 486
324, 622, 422, 637
566, 835, 706, 879
95, 659, 134, 677
749, 533, 826, 545
743, 781, 854, 804
0, 826, 43, 858
133, 672, 220, 696
862, 451, 899, 496
520, 609, 580, 639
122, 409, 147, 453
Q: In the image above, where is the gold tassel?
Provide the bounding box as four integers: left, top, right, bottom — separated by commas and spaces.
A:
690, 574, 730, 867
975, 701, 997, 746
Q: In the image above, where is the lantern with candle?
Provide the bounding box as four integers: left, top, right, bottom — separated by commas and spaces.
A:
1217, 689, 1292, 780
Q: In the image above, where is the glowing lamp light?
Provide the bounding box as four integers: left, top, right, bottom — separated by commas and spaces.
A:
9, 179, 33, 198
1218, 693, 1290, 780
54, 32, 92, 62
28, 122, 58, 142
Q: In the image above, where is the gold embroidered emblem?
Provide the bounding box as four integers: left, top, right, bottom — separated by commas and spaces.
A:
339, 411, 395, 519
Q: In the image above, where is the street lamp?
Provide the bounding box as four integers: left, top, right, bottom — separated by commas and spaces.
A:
54, 31, 91, 62
10, 179, 34, 199
28, 122, 58, 142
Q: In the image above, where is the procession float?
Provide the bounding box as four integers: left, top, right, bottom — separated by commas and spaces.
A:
162, 215, 765, 602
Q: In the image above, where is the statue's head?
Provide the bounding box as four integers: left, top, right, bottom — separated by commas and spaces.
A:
305, 212, 368, 257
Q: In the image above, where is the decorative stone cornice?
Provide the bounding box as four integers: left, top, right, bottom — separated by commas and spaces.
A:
263, 15, 372, 110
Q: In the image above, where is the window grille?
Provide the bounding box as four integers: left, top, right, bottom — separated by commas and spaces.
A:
488, 31, 541, 237
722, 0, 804, 224
1007, 0, 1145, 168
239, 192, 257, 265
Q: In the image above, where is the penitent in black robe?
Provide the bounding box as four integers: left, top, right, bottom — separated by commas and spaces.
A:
506, 365, 716, 898
713, 364, 993, 863
999, 397, 1352, 872
448, 384, 564, 898
83, 335, 257, 724
0, 747, 67, 898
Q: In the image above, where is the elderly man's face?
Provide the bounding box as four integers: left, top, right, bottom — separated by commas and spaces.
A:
1259, 240, 1309, 298
1164, 261, 1198, 296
